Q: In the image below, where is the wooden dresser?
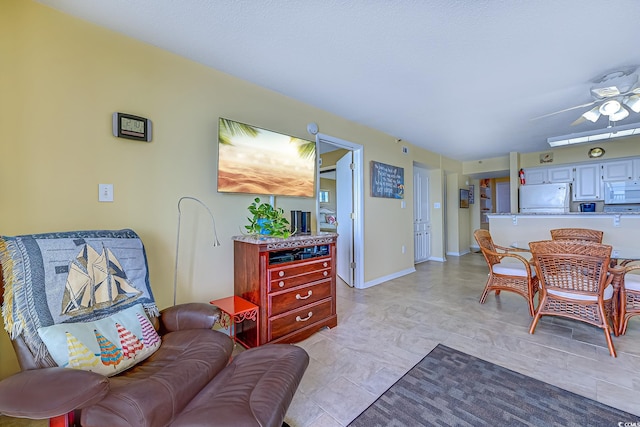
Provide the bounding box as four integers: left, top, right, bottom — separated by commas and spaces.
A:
233, 233, 338, 345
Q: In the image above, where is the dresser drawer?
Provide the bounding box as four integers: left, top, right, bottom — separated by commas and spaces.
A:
268, 258, 331, 292
268, 299, 332, 341
269, 279, 332, 317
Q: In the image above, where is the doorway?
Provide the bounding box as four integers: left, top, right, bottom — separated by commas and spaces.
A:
495, 179, 511, 213
316, 133, 364, 289
413, 164, 431, 263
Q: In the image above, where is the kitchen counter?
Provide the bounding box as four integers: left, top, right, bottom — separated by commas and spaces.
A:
487, 213, 640, 259
489, 212, 640, 216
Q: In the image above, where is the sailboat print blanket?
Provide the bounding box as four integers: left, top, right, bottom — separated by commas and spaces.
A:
0, 229, 159, 363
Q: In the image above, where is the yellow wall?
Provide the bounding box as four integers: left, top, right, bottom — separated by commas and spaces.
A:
321, 149, 349, 168
462, 156, 510, 176
0, 1, 468, 378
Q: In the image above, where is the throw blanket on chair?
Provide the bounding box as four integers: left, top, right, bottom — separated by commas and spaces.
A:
0, 229, 159, 363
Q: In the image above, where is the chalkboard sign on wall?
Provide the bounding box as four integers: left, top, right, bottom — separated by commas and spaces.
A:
370, 161, 404, 199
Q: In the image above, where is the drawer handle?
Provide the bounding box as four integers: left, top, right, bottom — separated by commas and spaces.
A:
296, 312, 313, 322
296, 290, 313, 300
323, 271, 328, 277
279, 281, 285, 288
323, 262, 328, 267
278, 271, 285, 277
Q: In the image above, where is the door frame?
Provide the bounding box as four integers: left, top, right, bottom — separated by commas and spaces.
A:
315, 133, 364, 289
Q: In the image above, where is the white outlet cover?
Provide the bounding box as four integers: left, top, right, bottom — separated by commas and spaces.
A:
99, 184, 114, 202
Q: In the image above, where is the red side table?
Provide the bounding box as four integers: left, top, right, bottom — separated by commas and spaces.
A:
209, 296, 259, 348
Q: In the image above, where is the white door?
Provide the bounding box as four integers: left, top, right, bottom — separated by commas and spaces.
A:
495, 181, 511, 213
413, 166, 431, 263
336, 152, 354, 286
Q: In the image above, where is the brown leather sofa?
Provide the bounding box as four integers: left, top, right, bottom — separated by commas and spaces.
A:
0, 229, 308, 427
0, 301, 309, 427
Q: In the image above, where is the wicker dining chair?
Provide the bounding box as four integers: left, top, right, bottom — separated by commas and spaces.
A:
618, 262, 640, 335
550, 228, 603, 243
474, 229, 539, 316
528, 240, 617, 357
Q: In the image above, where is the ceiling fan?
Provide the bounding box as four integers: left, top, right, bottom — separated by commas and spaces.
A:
534, 67, 640, 125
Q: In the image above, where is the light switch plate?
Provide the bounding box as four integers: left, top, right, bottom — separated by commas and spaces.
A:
99, 184, 113, 202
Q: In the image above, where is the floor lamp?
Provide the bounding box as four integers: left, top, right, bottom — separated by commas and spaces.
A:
173, 196, 221, 306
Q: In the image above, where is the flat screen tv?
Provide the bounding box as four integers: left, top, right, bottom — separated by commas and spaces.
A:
217, 118, 316, 198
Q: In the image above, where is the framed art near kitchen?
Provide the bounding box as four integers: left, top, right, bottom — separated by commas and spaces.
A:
468, 184, 475, 204
459, 188, 469, 208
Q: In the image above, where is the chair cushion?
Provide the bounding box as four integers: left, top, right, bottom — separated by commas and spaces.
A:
493, 260, 536, 277
625, 273, 640, 292
37, 304, 161, 377
170, 344, 309, 427
81, 328, 234, 427
548, 284, 614, 301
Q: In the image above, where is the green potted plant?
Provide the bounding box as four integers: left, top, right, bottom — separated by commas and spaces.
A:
245, 197, 292, 238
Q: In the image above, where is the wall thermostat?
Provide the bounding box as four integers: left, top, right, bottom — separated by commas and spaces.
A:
112, 112, 152, 142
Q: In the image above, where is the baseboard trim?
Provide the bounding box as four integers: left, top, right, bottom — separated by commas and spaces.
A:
361, 267, 416, 289
446, 249, 471, 257
428, 256, 446, 262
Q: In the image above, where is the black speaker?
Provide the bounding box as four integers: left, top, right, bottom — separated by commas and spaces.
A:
290, 210, 302, 234
300, 211, 311, 234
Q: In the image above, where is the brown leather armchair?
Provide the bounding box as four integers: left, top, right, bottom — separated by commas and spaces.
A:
0, 230, 308, 427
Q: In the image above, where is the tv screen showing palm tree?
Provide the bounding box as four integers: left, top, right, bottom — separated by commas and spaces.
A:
217, 118, 316, 198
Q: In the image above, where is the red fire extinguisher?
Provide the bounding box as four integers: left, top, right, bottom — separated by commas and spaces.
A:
519, 168, 525, 185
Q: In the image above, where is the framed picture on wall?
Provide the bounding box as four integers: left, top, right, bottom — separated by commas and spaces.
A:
459, 188, 469, 208
468, 184, 475, 204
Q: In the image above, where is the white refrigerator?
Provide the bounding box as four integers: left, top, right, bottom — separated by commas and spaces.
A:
519, 183, 571, 213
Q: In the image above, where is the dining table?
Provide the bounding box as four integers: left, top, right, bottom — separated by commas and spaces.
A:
509, 241, 639, 337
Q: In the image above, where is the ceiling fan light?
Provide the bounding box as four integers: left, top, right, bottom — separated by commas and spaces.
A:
599, 99, 622, 116
609, 105, 629, 121
625, 95, 640, 113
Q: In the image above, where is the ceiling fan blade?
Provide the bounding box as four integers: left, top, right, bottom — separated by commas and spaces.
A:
530, 100, 598, 121
570, 116, 588, 126
625, 94, 640, 113
570, 105, 601, 126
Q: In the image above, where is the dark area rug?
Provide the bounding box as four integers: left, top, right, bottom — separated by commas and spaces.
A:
349, 344, 637, 427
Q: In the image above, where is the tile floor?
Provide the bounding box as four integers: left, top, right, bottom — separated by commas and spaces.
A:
2, 252, 639, 426
283, 253, 640, 426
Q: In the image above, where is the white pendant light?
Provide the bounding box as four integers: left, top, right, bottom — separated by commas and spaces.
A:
599, 99, 622, 116
609, 105, 629, 122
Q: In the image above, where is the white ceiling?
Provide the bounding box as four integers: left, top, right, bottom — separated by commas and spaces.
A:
36, 0, 640, 161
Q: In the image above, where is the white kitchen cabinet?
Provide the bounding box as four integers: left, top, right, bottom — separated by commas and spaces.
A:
634, 159, 640, 180
547, 166, 574, 183
573, 163, 602, 201
523, 167, 547, 185
602, 160, 634, 181
523, 166, 572, 184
